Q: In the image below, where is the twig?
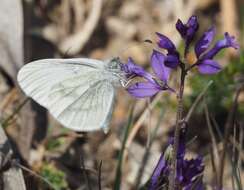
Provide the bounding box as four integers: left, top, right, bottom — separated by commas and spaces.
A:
229, 136, 244, 162
227, 149, 243, 190
185, 80, 213, 122
71, 0, 85, 31
235, 125, 243, 187
59, 0, 102, 55
1, 97, 29, 127
210, 115, 224, 140
231, 124, 237, 189
98, 160, 102, 190
114, 107, 134, 190
238, 123, 243, 174
0, 124, 26, 190
123, 94, 162, 164
80, 155, 92, 190
218, 86, 243, 189
134, 108, 165, 189
19, 0, 37, 162
0, 88, 17, 111
204, 99, 220, 183
186, 135, 198, 147
146, 99, 152, 148
14, 161, 57, 190
189, 175, 204, 190
209, 147, 218, 185
229, 134, 244, 190
169, 64, 186, 190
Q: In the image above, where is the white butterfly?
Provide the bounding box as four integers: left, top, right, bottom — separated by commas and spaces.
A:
17, 58, 127, 133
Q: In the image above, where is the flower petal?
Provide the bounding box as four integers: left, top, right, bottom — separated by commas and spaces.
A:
126, 57, 145, 75
156, 32, 176, 53
180, 156, 204, 189
151, 50, 171, 82
187, 15, 198, 28
165, 54, 180, 68
176, 19, 187, 37
124, 58, 154, 82
195, 27, 216, 58
186, 15, 199, 39
127, 82, 160, 98
197, 59, 221, 74
149, 154, 167, 190
176, 15, 199, 46
202, 32, 239, 59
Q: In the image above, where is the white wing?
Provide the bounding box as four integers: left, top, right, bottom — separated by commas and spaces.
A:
17, 58, 117, 132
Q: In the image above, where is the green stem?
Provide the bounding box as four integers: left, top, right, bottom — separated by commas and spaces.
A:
168, 65, 186, 190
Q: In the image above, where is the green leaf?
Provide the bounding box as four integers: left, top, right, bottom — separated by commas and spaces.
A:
40, 163, 68, 190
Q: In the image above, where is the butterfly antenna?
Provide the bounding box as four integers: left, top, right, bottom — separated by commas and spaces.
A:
112, 37, 157, 61
122, 39, 154, 55
144, 39, 153, 44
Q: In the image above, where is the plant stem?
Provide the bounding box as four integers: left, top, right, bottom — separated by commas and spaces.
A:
168, 65, 186, 190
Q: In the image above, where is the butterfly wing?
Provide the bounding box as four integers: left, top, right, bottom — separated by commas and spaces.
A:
17, 58, 117, 132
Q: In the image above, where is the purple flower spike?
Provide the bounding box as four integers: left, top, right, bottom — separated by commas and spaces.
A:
151, 50, 171, 82
197, 59, 221, 74
202, 32, 239, 60
176, 15, 199, 47
149, 127, 204, 190
195, 27, 216, 58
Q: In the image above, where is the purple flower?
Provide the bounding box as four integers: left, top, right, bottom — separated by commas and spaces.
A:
149, 127, 204, 190
195, 29, 239, 74
201, 32, 239, 59
197, 59, 222, 74
156, 32, 180, 68
177, 156, 204, 189
151, 50, 171, 82
194, 27, 216, 58
176, 15, 199, 50
127, 50, 174, 98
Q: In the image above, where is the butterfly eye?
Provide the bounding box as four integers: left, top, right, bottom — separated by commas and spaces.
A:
108, 59, 120, 70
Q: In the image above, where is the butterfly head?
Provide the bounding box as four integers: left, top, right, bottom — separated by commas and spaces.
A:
107, 57, 121, 70
105, 57, 130, 87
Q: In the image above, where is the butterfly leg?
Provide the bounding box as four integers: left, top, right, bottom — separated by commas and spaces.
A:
120, 78, 134, 88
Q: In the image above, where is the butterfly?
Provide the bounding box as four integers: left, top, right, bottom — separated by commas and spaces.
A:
17, 58, 127, 133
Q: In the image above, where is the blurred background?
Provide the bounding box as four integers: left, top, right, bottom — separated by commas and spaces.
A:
0, 0, 243, 189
